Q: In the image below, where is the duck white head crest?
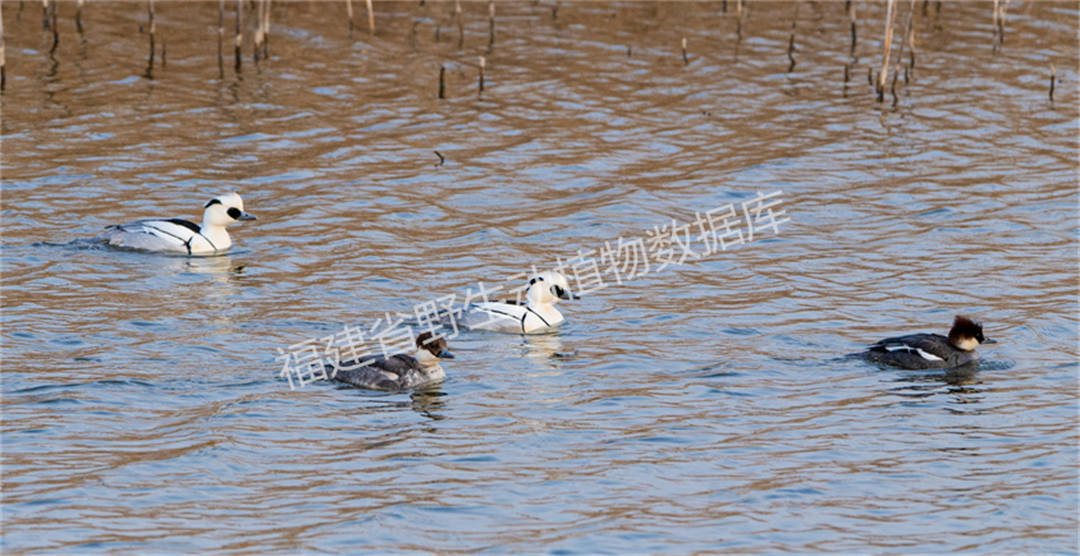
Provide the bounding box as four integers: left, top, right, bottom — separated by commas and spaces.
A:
203, 192, 256, 227
527, 270, 577, 305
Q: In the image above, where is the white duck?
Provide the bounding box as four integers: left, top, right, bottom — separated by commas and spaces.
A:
454, 270, 579, 334
97, 193, 256, 254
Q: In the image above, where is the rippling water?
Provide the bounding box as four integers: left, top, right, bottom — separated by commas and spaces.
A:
2, 1, 1078, 552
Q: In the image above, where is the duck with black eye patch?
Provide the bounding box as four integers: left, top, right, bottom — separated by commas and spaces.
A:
96, 192, 256, 255
327, 332, 455, 391
857, 315, 996, 369
448, 270, 580, 334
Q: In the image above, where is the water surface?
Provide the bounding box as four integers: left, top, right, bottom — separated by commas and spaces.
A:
2, 1, 1078, 553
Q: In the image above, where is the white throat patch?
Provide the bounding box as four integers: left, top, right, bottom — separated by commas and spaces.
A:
953, 337, 979, 351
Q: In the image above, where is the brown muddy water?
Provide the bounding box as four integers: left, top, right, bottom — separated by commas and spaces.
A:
2, 1, 1078, 553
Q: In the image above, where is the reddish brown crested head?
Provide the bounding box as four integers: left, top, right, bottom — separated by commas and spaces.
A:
947, 315, 985, 351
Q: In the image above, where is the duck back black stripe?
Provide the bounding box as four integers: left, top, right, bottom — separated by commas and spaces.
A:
164, 218, 201, 234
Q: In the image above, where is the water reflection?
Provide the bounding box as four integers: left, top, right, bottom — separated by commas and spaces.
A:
331, 382, 448, 421
409, 390, 448, 421
51, 238, 248, 276
887, 364, 979, 385
884, 364, 988, 409
181, 252, 247, 278
518, 332, 573, 367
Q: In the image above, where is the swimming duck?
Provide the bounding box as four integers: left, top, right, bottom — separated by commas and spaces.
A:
455, 270, 578, 334
328, 331, 454, 391
860, 315, 995, 369
97, 192, 255, 254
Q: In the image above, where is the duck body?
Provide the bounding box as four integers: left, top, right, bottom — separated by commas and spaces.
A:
100, 218, 226, 254
457, 298, 566, 334
860, 315, 993, 370
331, 353, 446, 390
864, 333, 976, 369
97, 193, 255, 254
452, 271, 578, 334
328, 332, 454, 391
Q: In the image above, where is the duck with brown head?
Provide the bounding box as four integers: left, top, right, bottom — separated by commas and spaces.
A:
327, 332, 455, 391
860, 315, 996, 369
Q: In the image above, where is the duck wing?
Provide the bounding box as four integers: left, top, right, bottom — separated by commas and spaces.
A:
369, 354, 421, 375
457, 302, 526, 333
328, 354, 421, 391
867, 333, 951, 367
100, 218, 206, 253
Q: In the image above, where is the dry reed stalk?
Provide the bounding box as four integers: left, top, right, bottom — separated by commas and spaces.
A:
146, 0, 156, 75
1, 4, 5, 91
255, 0, 266, 61
992, 0, 1001, 50
890, 71, 898, 106
1049, 63, 1055, 101
48, 0, 57, 52
76, 0, 84, 34
488, 0, 495, 50
234, 0, 242, 72
787, 2, 798, 72
891, 0, 915, 91
257, 0, 265, 58
993, 0, 1002, 44
217, 0, 224, 77
438, 65, 445, 99
365, 0, 374, 35
478, 55, 485, 94
346, 0, 354, 33
735, 0, 743, 39
682, 37, 688, 65
907, 23, 916, 70
455, 0, 463, 48
876, 0, 896, 101
847, 0, 856, 54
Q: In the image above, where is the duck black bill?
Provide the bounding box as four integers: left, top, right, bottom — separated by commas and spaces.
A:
554, 286, 578, 300
439, 349, 455, 359
227, 206, 257, 221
